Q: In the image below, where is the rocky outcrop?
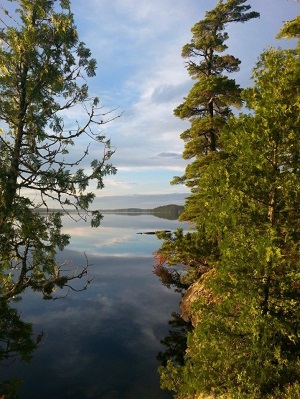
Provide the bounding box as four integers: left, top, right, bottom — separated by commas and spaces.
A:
180, 269, 215, 327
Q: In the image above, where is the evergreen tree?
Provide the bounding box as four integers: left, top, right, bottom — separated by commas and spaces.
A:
0, 0, 117, 299
159, 16, 300, 399
173, 0, 258, 210
156, 0, 259, 286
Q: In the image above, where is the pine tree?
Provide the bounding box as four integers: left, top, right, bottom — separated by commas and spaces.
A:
156, 0, 259, 287
173, 0, 258, 213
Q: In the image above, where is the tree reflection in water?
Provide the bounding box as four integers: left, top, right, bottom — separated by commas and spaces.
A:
0, 298, 44, 399
157, 311, 192, 367
0, 212, 93, 399
153, 259, 193, 382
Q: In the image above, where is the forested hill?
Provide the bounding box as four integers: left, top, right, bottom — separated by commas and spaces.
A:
100, 204, 184, 220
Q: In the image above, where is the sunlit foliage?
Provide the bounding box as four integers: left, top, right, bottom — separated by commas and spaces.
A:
158, 7, 300, 398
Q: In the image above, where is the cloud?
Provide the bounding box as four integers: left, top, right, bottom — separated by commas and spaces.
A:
153, 152, 182, 159
151, 81, 192, 104
6, 0, 299, 203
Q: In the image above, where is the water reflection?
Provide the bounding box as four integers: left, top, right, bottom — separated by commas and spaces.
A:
0, 299, 44, 398
157, 312, 192, 367
1, 214, 188, 398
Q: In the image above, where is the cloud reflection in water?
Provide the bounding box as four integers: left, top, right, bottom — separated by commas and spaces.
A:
2, 214, 185, 398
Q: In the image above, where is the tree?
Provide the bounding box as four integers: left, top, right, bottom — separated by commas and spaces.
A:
277, 14, 300, 39
0, 0, 117, 299
159, 17, 300, 399
155, 0, 259, 288
156, 0, 259, 392
172, 0, 258, 200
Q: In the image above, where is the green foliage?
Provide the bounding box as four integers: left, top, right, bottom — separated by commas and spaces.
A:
173, 0, 258, 180
0, 0, 117, 215
277, 15, 300, 40
157, 0, 259, 288
0, 0, 116, 299
156, 228, 219, 284
157, 1, 259, 314
158, 15, 300, 399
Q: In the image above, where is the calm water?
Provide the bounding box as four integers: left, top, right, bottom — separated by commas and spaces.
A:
2, 213, 186, 399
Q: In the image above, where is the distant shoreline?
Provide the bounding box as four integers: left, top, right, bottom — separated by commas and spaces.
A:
35, 204, 184, 213
34, 204, 184, 220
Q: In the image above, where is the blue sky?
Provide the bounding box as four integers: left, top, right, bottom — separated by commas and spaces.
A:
2, 1, 299, 209
68, 0, 299, 208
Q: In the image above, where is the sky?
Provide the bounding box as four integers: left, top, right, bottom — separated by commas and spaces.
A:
68, 0, 299, 208
2, 1, 300, 209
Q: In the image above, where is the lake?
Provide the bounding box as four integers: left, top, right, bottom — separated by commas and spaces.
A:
1, 213, 187, 399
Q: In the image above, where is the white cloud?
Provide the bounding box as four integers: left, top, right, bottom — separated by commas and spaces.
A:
11, 0, 299, 202
63, 1, 205, 197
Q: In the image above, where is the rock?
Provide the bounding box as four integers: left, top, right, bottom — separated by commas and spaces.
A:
180, 269, 215, 327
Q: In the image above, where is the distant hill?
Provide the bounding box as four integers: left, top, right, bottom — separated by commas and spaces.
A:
152, 204, 184, 219
100, 204, 184, 220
